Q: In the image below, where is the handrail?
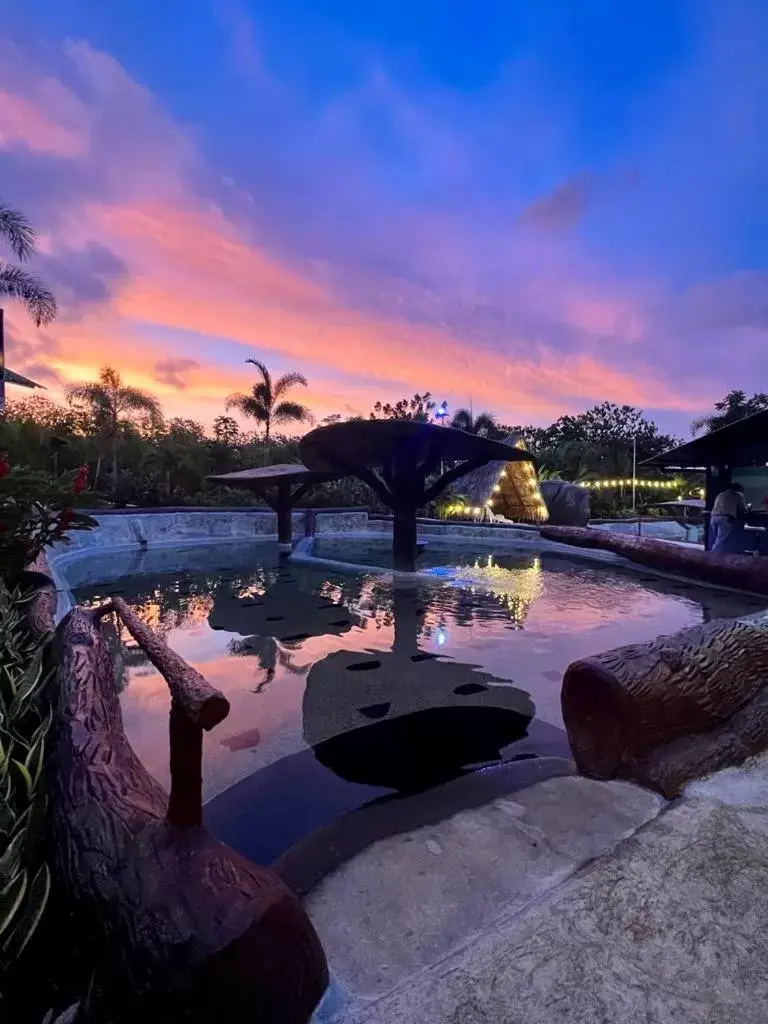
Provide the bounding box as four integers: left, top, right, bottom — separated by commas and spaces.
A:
94, 598, 230, 828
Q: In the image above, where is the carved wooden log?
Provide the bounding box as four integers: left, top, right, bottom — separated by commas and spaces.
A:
562, 615, 768, 797
540, 524, 768, 595
49, 605, 328, 1023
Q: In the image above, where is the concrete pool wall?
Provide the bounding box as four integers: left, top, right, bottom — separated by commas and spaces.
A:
47, 507, 368, 620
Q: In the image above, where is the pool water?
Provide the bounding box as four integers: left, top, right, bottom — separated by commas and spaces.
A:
76, 543, 765, 869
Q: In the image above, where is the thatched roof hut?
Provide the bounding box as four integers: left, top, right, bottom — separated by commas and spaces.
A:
452, 437, 548, 524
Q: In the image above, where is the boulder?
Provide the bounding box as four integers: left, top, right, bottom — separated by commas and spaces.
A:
540, 480, 591, 527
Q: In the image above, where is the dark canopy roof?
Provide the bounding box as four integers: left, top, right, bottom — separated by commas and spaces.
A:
4, 367, 46, 390
300, 420, 536, 472
207, 463, 339, 487
643, 409, 768, 470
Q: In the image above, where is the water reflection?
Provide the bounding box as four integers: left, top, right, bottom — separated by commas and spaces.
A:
206, 582, 541, 864
75, 544, 765, 811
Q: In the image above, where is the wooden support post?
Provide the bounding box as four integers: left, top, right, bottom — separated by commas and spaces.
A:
392, 505, 417, 571
276, 479, 292, 551
167, 702, 204, 828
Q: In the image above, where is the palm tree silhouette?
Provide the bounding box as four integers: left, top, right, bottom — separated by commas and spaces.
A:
0, 202, 57, 413
450, 408, 499, 437
66, 366, 163, 491
226, 358, 312, 464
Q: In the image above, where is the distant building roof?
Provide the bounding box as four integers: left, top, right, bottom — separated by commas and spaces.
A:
643, 409, 768, 469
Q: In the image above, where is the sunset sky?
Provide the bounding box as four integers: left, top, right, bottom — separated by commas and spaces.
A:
1, 0, 767, 434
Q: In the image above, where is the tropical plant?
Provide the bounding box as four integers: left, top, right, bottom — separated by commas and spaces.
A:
450, 408, 500, 437
691, 390, 768, 436
0, 203, 57, 417
65, 367, 163, 491
0, 203, 57, 328
369, 393, 435, 422
226, 359, 312, 465
0, 462, 96, 587
0, 583, 54, 998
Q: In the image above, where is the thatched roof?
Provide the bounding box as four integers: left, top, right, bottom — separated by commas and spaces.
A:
456, 437, 548, 523
300, 420, 536, 471
206, 463, 338, 488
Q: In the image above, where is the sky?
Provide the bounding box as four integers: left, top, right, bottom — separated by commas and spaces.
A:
1, 0, 767, 436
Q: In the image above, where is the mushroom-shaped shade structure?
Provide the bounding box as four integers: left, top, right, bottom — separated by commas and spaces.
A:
208, 574, 362, 645
300, 421, 536, 570
206, 463, 340, 550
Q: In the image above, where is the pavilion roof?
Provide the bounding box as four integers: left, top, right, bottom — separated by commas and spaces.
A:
643, 408, 768, 469
300, 420, 536, 472
4, 367, 46, 389
206, 462, 339, 487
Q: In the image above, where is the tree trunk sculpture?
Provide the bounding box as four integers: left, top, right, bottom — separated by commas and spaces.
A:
562, 613, 768, 797
47, 600, 328, 1023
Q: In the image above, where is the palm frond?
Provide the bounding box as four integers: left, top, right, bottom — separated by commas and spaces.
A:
450, 408, 473, 431
65, 382, 111, 409
245, 359, 272, 394
0, 203, 38, 261
272, 400, 313, 425
273, 372, 308, 400
473, 411, 498, 436
0, 262, 57, 326
226, 392, 268, 422
117, 386, 163, 421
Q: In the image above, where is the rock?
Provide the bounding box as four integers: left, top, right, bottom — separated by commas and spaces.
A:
540, 480, 591, 527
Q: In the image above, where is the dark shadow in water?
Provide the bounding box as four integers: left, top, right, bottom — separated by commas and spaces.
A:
206, 582, 572, 878
311, 704, 531, 792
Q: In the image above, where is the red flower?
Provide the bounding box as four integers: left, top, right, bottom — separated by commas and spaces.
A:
58, 507, 75, 529
0, 458, 10, 479
73, 465, 88, 494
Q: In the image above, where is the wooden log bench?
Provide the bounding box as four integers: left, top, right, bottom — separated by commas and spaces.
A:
562, 614, 768, 797
47, 596, 328, 1023
540, 524, 768, 595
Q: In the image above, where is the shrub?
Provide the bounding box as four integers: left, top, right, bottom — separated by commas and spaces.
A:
0, 462, 96, 587
0, 583, 54, 1000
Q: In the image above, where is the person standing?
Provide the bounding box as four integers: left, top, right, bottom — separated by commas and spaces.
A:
709, 483, 748, 554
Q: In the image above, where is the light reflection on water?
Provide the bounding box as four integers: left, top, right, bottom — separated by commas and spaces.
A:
76, 544, 765, 811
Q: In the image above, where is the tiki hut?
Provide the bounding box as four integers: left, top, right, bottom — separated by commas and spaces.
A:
453, 437, 548, 524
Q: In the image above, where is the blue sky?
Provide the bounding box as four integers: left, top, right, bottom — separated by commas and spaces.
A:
1, 0, 766, 433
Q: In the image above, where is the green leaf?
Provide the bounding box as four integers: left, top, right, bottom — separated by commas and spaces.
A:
8, 646, 44, 719
3, 862, 50, 957
0, 827, 25, 888
24, 730, 45, 788
0, 869, 27, 940
10, 759, 33, 802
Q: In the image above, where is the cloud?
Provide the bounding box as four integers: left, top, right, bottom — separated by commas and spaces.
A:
3, 321, 64, 388
518, 174, 595, 231
36, 242, 128, 316
153, 357, 201, 390
2, 7, 766, 437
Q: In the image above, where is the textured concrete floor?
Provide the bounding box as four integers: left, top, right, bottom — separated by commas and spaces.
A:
310, 756, 768, 1024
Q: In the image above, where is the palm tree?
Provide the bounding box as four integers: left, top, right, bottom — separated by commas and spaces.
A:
691, 390, 768, 436
66, 366, 163, 492
0, 202, 57, 413
226, 359, 312, 464
450, 408, 499, 437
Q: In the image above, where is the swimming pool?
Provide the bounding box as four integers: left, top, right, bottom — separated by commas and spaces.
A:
76, 542, 764, 869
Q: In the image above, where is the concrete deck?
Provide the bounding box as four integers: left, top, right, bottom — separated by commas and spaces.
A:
310, 755, 768, 1024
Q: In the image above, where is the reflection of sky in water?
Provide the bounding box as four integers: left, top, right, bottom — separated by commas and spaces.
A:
76, 545, 765, 802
